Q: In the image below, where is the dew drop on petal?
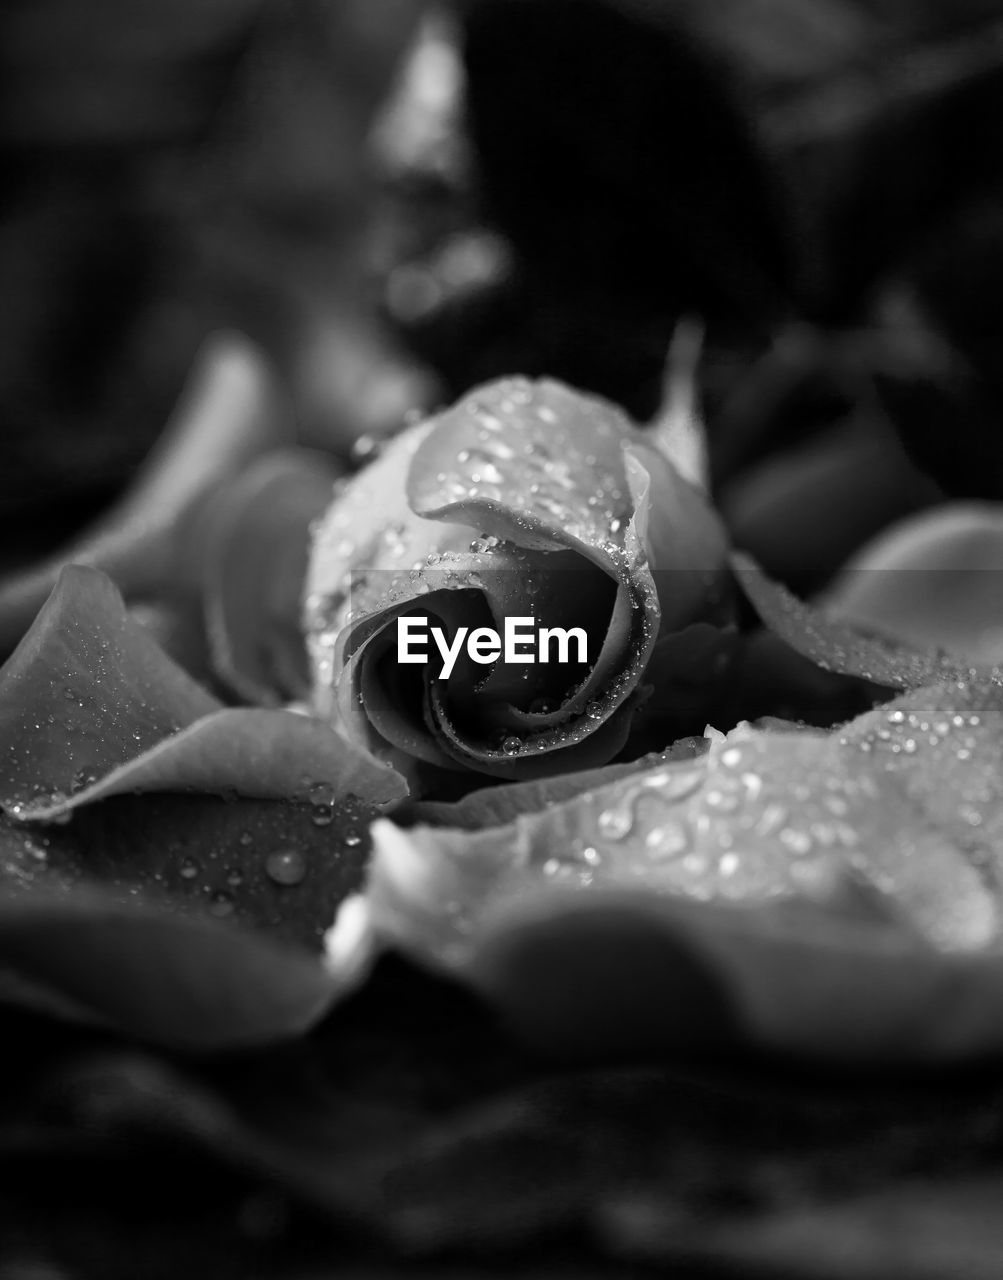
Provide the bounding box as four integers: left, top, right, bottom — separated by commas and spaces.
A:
779, 828, 813, 855
644, 821, 690, 858
265, 848, 308, 887
598, 805, 633, 840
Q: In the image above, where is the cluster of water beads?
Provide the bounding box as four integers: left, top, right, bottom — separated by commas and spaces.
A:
1, 827, 52, 889
177, 843, 310, 910
734, 555, 1003, 693
541, 843, 602, 885
520, 725, 889, 907
409, 378, 635, 554
164, 777, 371, 919
841, 683, 1003, 873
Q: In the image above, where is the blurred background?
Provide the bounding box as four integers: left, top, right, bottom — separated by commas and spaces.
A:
2, 0, 1003, 590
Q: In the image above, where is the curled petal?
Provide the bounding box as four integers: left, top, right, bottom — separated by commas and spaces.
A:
732, 551, 1001, 688
195, 449, 346, 705
823, 503, 1003, 665
0, 565, 404, 819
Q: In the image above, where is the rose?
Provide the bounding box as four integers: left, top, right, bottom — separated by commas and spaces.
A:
305, 376, 729, 780
2, 342, 1003, 1066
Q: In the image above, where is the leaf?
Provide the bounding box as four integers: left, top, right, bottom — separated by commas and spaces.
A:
732, 551, 1001, 688
355, 682, 1003, 1062
306, 376, 729, 780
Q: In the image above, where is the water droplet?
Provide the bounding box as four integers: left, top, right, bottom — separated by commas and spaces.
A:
500, 735, 522, 756
644, 767, 705, 802
719, 852, 740, 877
779, 827, 813, 855
645, 821, 690, 858
226, 868, 244, 887
311, 805, 334, 827
705, 788, 740, 813
755, 803, 788, 836
350, 433, 380, 465
598, 806, 633, 840
209, 891, 234, 918
179, 857, 199, 880
721, 747, 743, 768
344, 830, 362, 848
265, 849, 307, 887
70, 766, 98, 794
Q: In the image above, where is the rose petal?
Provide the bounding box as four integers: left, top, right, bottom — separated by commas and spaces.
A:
408, 738, 708, 830
732, 551, 1000, 688
196, 448, 346, 705
823, 503, 1003, 665
0, 879, 349, 1053
0, 796, 369, 1051
0, 566, 217, 813
354, 681, 1003, 1061
465, 893, 1003, 1063
0, 334, 291, 657
0, 565, 405, 819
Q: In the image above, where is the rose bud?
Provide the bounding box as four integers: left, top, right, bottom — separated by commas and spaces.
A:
305, 377, 728, 782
